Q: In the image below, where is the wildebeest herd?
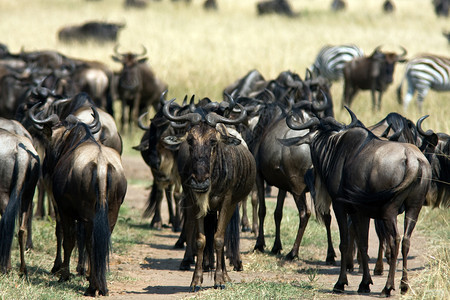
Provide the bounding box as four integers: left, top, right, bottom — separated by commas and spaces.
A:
0, 3, 449, 298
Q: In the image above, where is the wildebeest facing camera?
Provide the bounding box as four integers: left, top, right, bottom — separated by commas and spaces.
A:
58, 21, 125, 44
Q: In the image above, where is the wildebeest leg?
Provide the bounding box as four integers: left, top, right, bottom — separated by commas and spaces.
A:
322, 212, 337, 265
165, 187, 181, 232
254, 175, 266, 252
380, 217, 400, 297
286, 191, 310, 260
35, 180, 46, 219
120, 100, 127, 133
149, 185, 163, 230
214, 203, 238, 289
351, 214, 373, 294
18, 210, 28, 276
51, 221, 63, 274
374, 219, 385, 275
240, 197, 251, 232
59, 217, 76, 282
25, 201, 33, 250
346, 219, 356, 272
332, 203, 349, 293
76, 222, 86, 276
180, 205, 195, 270
271, 189, 287, 255
190, 216, 206, 292
399, 209, 420, 294
131, 94, 141, 130
251, 188, 259, 235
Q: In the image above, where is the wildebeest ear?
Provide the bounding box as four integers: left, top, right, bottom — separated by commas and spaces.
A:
132, 139, 149, 151
111, 55, 121, 63
138, 57, 148, 64
162, 135, 185, 150
216, 124, 241, 146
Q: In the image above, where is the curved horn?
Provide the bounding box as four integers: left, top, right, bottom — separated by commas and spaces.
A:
312, 90, 329, 112
416, 115, 434, 137
89, 107, 101, 134
344, 106, 359, 128
159, 90, 168, 107
140, 45, 147, 57
372, 45, 382, 54
205, 103, 247, 126
137, 112, 150, 131
286, 112, 320, 131
163, 98, 202, 124
398, 46, 407, 60
113, 44, 124, 57
28, 103, 59, 129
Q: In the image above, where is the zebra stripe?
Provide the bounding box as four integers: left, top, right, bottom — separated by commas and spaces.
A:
311, 44, 364, 82
397, 55, 450, 111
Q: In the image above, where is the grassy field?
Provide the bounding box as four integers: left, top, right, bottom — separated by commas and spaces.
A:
0, 0, 449, 299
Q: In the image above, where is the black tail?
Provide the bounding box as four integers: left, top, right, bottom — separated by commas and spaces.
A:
225, 205, 242, 271
92, 199, 110, 294
0, 161, 21, 272
143, 181, 163, 219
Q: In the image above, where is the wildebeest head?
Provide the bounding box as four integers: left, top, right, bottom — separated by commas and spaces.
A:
27, 102, 101, 152
112, 45, 147, 92
369, 46, 407, 86
161, 98, 247, 194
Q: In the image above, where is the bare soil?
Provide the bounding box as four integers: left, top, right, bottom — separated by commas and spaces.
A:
107, 155, 427, 299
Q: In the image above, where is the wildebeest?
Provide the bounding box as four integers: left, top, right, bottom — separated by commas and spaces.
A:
0, 126, 39, 275
58, 21, 125, 44
28, 106, 127, 296
133, 106, 182, 231
280, 107, 431, 296
256, 0, 298, 17
249, 90, 336, 263
112, 45, 168, 132
382, 0, 395, 13
396, 54, 450, 112
124, 0, 148, 8
443, 30, 450, 43
342, 46, 407, 111
161, 98, 256, 290
433, 0, 449, 17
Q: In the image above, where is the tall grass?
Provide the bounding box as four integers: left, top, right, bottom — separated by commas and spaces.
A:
0, 0, 449, 298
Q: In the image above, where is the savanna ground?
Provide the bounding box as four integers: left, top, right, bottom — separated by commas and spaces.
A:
0, 0, 449, 299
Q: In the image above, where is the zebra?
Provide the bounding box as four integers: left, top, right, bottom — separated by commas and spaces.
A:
310, 44, 364, 82
397, 54, 450, 112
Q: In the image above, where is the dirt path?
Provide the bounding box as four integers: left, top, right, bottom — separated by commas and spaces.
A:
107, 156, 427, 299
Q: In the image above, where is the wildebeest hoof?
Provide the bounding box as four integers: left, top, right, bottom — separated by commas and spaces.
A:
179, 261, 191, 271
271, 246, 282, 255
58, 274, 71, 282
285, 251, 297, 261
326, 256, 336, 265
358, 283, 371, 294
190, 286, 201, 292
214, 284, 226, 289
374, 267, 383, 276
253, 244, 265, 253
381, 286, 393, 297
400, 281, 409, 294
173, 239, 185, 249
333, 282, 346, 293
51, 265, 61, 274
241, 225, 251, 232
84, 287, 96, 297
233, 261, 243, 271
